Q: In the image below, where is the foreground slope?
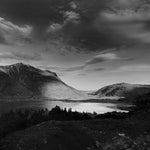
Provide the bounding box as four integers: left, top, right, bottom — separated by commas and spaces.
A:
1, 109, 150, 150
0, 63, 86, 100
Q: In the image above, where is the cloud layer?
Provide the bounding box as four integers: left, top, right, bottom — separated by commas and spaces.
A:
0, 0, 149, 52
0, 51, 42, 61
0, 17, 32, 45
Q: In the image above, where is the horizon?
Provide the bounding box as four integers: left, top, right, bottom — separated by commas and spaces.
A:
1, 62, 150, 91
0, 0, 150, 90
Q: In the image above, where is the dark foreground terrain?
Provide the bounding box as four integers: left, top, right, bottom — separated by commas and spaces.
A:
0, 98, 150, 150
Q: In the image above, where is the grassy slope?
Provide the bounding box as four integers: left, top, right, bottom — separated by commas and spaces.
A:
1, 109, 150, 150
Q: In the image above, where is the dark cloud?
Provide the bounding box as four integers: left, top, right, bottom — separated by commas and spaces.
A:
56, 1, 128, 51
0, 0, 117, 50
0, 0, 73, 41
0, 0, 71, 26
46, 0, 146, 52
0, 0, 149, 52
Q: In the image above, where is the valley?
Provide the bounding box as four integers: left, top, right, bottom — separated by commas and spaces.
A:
0, 63, 150, 150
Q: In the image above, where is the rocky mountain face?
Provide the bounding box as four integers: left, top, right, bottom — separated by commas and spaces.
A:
0, 63, 85, 100
94, 83, 150, 99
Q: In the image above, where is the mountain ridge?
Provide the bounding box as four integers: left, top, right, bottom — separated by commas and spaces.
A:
0, 63, 150, 101
0, 63, 87, 100
94, 82, 150, 99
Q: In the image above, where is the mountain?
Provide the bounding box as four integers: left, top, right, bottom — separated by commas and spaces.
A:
94, 83, 150, 99
0, 63, 86, 100
1, 64, 150, 101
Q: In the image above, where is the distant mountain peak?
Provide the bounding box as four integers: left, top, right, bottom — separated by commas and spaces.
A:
0, 63, 41, 78
11, 62, 29, 67
1, 62, 33, 69
5, 63, 38, 70
4, 63, 31, 68
0, 63, 58, 77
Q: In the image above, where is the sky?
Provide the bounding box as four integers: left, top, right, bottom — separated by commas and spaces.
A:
0, 0, 150, 90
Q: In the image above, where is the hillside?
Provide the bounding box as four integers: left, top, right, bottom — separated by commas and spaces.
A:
1, 108, 150, 150
0, 63, 87, 100
94, 83, 150, 99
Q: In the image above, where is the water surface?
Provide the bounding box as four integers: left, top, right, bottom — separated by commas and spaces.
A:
0, 100, 128, 115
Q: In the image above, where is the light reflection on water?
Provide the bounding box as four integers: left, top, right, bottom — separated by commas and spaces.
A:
43, 101, 125, 113
0, 100, 127, 115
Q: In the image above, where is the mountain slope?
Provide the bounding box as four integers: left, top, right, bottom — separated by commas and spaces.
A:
94, 83, 150, 99
0, 63, 86, 100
